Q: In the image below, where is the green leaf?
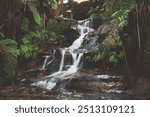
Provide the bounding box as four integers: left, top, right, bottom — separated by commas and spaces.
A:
50, 0, 57, 9
28, 3, 42, 26
22, 37, 30, 44
21, 31, 37, 44
109, 53, 118, 65
94, 53, 101, 62
0, 39, 18, 46
21, 45, 29, 53
0, 32, 4, 38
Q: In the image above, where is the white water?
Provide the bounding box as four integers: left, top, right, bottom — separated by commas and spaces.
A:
32, 19, 94, 90
59, 49, 66, 72
41, 55, 50, 70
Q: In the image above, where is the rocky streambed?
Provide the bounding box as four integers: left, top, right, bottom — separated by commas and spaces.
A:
1, 68, 150, 100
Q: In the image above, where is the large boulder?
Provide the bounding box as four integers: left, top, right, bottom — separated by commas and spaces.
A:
71, 1, 91, 20
82, 24, 112, 43
62, 27, 80, 46
95, 24, 112, 37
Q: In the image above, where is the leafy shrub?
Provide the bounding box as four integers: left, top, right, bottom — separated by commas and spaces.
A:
88, 0, 136, 68
89, 29, 124, 68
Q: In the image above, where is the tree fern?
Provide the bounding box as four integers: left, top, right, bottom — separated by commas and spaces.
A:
0, 39, 19, 79
0, 39, 20, 57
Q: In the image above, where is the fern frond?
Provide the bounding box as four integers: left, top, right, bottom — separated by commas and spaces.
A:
22, 31, 37, 44
28, 3, 42, 26
0, 39, 18, 47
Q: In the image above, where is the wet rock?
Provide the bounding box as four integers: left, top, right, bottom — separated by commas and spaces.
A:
89, 14, 103, 29
71, 1, 91, 20
0, 84, 58, 100
68, 79, 122, 92
21, 69, 42, 79
92, 17, 103, 29
79, 24, 112, 47
95, 24, 111, 36
46, 49, 61, 72
55, 75, 124, 92
62, 28, 80, 46
81, 34, 99, 52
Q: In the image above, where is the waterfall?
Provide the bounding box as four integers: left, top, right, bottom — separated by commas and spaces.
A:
41, 55, 50, 70
32, 18, 95, 90
59, 49, 66, 72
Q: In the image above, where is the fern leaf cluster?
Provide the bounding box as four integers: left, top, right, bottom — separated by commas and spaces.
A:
0, 39, 19, 79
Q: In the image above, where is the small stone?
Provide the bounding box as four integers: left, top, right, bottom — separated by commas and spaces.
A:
43, 91, 47, 94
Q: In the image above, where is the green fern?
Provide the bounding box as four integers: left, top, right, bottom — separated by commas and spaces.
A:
28, 2, 42, 26
0, 39, 18, 46
0, 39, 19, 79
20, 32, 38, 59
22, 31, 37, 43
47, 19, 71, 32
49, 0, 58, 9
21, 18, 30, 33
0, 39, 20, 57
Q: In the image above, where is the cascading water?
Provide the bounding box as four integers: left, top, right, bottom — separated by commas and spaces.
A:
32, 19, 95, 90
41, 55, 50, 70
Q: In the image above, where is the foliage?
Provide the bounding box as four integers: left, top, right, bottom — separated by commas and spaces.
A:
28, 2, 42, 26
0, 33, 4, 38
21, 18, 30, 33
89, 0, 136, 67
0, 38, 20, 79
91, 30, 124, 66
102, 0, 135, 23
46, 18, 72, 42
20, 32, 38, 59
0, 0, 67, 80
0, 39, 20, 57
49, 0, 58, 9
47, 18, 72, 32
111, 0, 135, 28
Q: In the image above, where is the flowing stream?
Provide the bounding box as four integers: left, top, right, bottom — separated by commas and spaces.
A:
32, 19, 95, 90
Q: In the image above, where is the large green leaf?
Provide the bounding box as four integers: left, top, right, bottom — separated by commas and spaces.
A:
0, 39, 18, 47
28, 3, 42, 26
